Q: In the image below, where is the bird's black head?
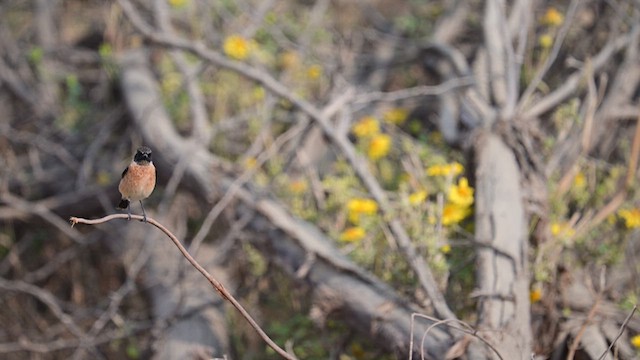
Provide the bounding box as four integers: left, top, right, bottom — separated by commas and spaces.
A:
134, 146, 152, 164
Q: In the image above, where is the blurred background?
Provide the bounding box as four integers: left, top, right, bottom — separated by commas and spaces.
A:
1, 0, 640, 359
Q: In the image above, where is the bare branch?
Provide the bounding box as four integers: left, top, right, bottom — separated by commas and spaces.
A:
522, 25, 639, 119
0, 278, 86, 339
1, 192, 85, 244
153, 0, 212, 145
597, 305, 638, 360
518, 0, 581, 113
69, 214, 297, 360
352, 76, 475, 105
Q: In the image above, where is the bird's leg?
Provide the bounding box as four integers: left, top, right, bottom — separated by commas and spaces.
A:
140, 200, 147, 222
127, 204, 132, 221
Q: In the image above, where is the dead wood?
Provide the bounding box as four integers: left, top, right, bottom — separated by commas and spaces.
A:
472, 133, 531, 359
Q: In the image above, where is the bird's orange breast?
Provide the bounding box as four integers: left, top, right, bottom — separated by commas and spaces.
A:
118, 162, 156, 201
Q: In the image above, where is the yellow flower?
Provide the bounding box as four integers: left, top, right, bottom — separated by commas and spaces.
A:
352, 116, 379, 138
530, 288, 542, 303
573, 171, 586, 188
426, 164, 445, 176
168, 0, 188, 8
445, 162, 464, 176
223, 35, 252, 60
306, 64, 322, 80
550, 222, 575, 238
442, 203, 470, 226
631, 334, 640, 348
289, 179, 308, 194
367, 134, 391, 160
383, 108, 408, 125
340, 227, 366, 242
447, 177, 474, 207
426, 162, 464, 177
279, 50, 300, 69
243, 157, 257, 169
439, 244, 451, 254
542, 7, 564, 27
538, 34, 553, 49
618, 209, 640, 229
252, 86, 265, 101
347, 198, 378, 223
408, 190, 427, 206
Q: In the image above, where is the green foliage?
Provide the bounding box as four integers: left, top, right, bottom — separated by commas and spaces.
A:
125, 340, 141, 359
28, 46, 44, 66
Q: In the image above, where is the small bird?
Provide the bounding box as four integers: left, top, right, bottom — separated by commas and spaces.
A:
117, 146, 156, 222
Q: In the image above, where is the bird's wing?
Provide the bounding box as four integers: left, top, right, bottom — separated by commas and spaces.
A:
121, 166, 129, 178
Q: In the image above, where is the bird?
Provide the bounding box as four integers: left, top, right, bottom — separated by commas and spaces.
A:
117, 146, 156, 222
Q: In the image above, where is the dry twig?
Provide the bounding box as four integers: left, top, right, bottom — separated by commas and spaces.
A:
69, 214, 297, 360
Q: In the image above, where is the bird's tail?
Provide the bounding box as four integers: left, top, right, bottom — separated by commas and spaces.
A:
117, 199, 130, 209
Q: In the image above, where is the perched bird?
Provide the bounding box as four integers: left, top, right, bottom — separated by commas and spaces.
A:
117, 146, 156, 222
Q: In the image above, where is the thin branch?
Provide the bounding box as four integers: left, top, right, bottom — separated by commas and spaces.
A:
483, 0, 512, 112
0, 322, 150, 354
72, 237, 151, 360
0, 278, 86, 340
522, 26, 639, 119
352, 76, 475, 105
518, 0, 581, 112
597, 305, 637, 360
187, 114, 307, 255
410, 313, 504, 360
1, 192, 85, 244
573, 111, 640, 238
566, 290, 603, 359
69, 214, 297, 360
153, 0, 211, 145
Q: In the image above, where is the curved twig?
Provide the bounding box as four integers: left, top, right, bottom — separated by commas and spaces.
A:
410, 313, 505, 360
69, 214, 297, 360
597, 305, 637, 360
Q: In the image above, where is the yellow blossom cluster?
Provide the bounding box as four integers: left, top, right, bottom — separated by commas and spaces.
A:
340, 227, 365, 242
306, 64, 323, 80
618, 208, 640, 229
278, 50, 324, 82
408, 190, 427, 206
573, 171, 586, 188
338, 198, 378, 243
368, 134, 391, 160
550, 222, 575, 239
530, 287, 542, 303
353, 116, 379, 138
289, 179, 308, 194
448, 177, 474, 207
168, 0, 189, 8
442, 177, 474, 226
541, 7, 564, 27
223, 35, 254, 60
347, 198, 378, 224
351, 116, 392, 161
632, 334, 640, 349
425, 161, 473, 225
383, 107, 408, 125
538, 7, 565, 49
426, 162, 464, 177
439, 244, 451, 254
